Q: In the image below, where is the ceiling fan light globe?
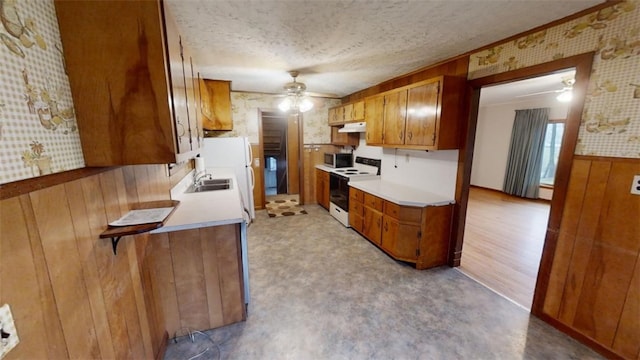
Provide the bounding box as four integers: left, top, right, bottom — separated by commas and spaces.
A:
278, 97, 292, 112
299, 97, 314, 112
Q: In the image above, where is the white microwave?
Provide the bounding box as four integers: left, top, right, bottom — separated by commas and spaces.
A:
324, 153, 353, 168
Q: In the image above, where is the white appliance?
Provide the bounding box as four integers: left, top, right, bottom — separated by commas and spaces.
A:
201, 137, 256, 220
329, 156, 381, 227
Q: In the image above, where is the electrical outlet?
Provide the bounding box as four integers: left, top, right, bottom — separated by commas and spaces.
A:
0, 304, 19, 359
631, 175, 640, 195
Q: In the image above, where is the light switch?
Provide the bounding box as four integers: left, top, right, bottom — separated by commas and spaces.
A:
253, 158, 260, 167
631, 175, 640, 195
0, 304, 19, 359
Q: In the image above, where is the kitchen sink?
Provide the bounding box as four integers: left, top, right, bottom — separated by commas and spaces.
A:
185, 178, 232, 193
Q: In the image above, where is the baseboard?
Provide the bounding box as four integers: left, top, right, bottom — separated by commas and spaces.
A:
537, 313, 623, 360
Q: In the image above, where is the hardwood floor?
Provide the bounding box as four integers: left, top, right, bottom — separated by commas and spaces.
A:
459, 186, 550, 310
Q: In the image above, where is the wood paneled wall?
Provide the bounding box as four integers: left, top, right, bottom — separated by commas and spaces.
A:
0, 164, 171, 360
341, 57, 469, 102
302, 144, 342, 204
541, 157, 640, 359
149, 225, 245, 337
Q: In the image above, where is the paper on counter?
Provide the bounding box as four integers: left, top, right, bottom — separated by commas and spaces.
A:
109, 207, 175, 226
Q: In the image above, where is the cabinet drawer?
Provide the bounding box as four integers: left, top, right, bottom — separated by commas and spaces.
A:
349, 201, 364, 216
384, 202, 422, 223
364, 193, 383, 211
350, 187, 364, 202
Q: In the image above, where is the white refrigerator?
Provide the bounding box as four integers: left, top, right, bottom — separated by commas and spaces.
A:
201, 137, 256, 220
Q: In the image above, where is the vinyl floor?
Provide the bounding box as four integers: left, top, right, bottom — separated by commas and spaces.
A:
164, 204, 600, 360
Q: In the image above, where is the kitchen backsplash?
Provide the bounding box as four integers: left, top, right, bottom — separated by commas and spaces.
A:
352, 137, 459, 199
208, 91, 340, 145
469, 1, 640, 158
0, 0, 84, 184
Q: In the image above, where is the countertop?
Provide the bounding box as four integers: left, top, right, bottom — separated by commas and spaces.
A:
349, 179, 455, 207
151, 168, 245, 234
315, 164, 334, 172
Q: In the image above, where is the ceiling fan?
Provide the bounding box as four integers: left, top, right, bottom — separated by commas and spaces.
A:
516, 76, 575, 102
278, 71, 314, 112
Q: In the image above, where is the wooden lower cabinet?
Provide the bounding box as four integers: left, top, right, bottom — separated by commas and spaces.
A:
350, 187, 453, 269
149, 224, 246, 337
316, 168, 330, 209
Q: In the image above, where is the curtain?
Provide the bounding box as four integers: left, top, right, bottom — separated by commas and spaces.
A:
503, 108, 550, 198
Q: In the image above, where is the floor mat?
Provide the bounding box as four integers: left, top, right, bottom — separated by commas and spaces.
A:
265, 196, 307, 218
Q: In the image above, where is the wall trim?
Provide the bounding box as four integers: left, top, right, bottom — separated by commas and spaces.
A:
0, 167, 116, 200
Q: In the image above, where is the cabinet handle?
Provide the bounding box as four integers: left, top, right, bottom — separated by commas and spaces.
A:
408, 131, 412, 140
399, 130, 403, 140
377, 218, 381, 227
176, 118, 186, 142
384, 222, 388, 232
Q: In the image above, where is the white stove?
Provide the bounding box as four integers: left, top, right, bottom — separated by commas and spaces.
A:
329, 157, 381, 227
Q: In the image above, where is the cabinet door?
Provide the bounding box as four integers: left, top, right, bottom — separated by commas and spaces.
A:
383, 90, 408, 146
315, 169, 330, 210
349, 202, 363, 233
56, 0, 178, 165
343, 103, 354, 123
335, 106, 345, 125
186, 56, 201, 151
363, 207, 383, 245
164, 13, 191, 155
328, 107, 336, 125
382, 217, 420, 261
352, 100, 365, 121
364, 96, 384, 145
405, 81, 439, 146
201, 80, 232, 130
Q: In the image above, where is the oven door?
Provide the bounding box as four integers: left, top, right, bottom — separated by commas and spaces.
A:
329, 173, 349, 211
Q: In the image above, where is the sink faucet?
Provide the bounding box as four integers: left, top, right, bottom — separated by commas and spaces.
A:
194, 171, 212, 185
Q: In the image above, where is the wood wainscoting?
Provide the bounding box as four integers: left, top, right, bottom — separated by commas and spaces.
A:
537, 156, 640, 359
0, 165, 172, 359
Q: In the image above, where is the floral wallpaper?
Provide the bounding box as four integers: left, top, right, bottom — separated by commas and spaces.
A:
469, 1, 640, 158
0, 0, 83, 184
205, 91, 340, 145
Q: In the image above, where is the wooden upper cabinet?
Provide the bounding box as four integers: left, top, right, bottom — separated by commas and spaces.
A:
54, 0, 200, 165
331, 126, 359, 146
364, 96, 384, 145
405, 81, 439, 146
352, 100, 365, 122
382, 90, 408, 146
363, 76, 465, 150
199, 79, 233, 131
328, 100, 363, 125
343, 103, 354, 123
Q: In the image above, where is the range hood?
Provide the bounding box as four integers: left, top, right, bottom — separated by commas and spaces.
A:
338, 122, 366, 133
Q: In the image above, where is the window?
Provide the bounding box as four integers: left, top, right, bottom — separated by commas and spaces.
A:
540, 121, 564, 186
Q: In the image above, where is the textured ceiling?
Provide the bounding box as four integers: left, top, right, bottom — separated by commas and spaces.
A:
480, 69, 577, 106
167, 0, 603, 98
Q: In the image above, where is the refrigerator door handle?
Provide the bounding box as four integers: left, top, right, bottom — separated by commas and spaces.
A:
246, 140, 253, 167
248, 166, 255, 190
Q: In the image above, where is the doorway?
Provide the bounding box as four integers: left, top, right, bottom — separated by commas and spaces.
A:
455, 53, 594, 315
459, 70, 573, 310
259, 110, 302, 200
